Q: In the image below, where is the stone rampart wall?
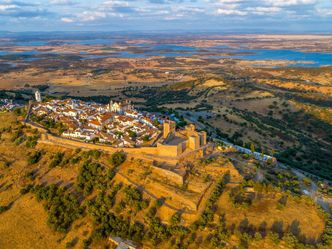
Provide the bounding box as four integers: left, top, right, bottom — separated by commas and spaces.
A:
42, 132, 158, 155
150, 165, 184, 186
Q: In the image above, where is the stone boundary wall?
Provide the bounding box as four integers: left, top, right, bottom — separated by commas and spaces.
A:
25, 121, 185, 158
150, 165, 184, 186
26, 121, 210, 163
43, 133, 158, 155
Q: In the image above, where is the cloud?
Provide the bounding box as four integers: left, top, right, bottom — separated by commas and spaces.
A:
247, 6, 282, 15
0, 4, 17, 11
79, 11, 107, 22
61, 17, 74, 22
0, 1, 53, 18
216, 8, 247, 16
0, 0, 331, 31
264, 0, 317, 6
49, 0, 77, 5
316, 8, 332, 17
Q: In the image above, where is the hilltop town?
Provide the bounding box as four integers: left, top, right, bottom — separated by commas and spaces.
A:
30, 91, 210, 161
31, 92, 162, 148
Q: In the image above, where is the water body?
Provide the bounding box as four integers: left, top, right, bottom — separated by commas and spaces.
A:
113, 44, 332, 66
0, 50, 40, 56
0, 40, 48, 46
208, 49, 332, 67
66, 39, 115, 45
146, 44, 198, 52
0, 40, 331, 67
115, 44, 200, 58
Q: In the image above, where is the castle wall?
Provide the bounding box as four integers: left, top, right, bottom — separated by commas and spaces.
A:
157, 143, 182, 157
39, 130, 158, 155
150, 165, 184, 185
27, 121, 208, 160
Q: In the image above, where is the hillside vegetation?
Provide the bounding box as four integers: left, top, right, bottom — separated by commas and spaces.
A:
0, 112, 331, 249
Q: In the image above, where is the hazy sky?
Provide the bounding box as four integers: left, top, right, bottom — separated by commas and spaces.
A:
0, 0, 332, 32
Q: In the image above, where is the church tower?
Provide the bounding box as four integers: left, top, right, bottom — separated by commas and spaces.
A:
108, 99, 113, 111
35, 90, 42, 102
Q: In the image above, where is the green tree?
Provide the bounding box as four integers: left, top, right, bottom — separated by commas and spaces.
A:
109, 151, 126, 167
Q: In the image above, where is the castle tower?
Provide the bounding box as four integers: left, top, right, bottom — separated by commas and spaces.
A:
35, 90, 42, 102
163, 120, 176, 139
200, 131, 207, 146
188, 135, 200, 150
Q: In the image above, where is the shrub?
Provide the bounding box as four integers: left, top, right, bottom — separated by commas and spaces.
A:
33, 184, 82, 232
109, 151, 126, 167
77, 161, 115, 195
171, 211, 182, 226
87, 185, 144, 244
26, 135, 39, 148
123, 186, 148, 211
49, 152, 64, 168
0, 205, 10, 214
27, 151, 42, 165
82, 150, 103, 159
20, 184, 34, 195
197, 171, 231, 227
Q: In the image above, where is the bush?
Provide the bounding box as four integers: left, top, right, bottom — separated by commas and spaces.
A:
124, 186, 148, 211
321, 219, 332, 246
197, 171, 230, 227
77, 161, 115, 195
27, 151, 42, 165
0, 205, 10, 214
109, 151, 126, 167
13, 108, 27, 117
87, 185, 144, 244
82, 150, 103, 159
146, 217, 170, 245
143, 135, 151, 142
49, 152, 64, 168
20, 184, 34, 195
33, 184, 82, 232
26, 135, 39, 148
171, 211, 182, 226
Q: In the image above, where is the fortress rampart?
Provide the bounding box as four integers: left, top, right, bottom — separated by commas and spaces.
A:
41, 132, 158, 156
150, 164, 185, 185
27, 121, 209, 160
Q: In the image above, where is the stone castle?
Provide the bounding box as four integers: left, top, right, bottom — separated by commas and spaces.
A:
157, 121, 207, 157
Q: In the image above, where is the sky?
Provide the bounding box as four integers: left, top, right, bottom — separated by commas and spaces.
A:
0, 0, 332, 32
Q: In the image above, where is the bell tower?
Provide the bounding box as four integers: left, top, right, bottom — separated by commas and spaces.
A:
35, 90, 42, 102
